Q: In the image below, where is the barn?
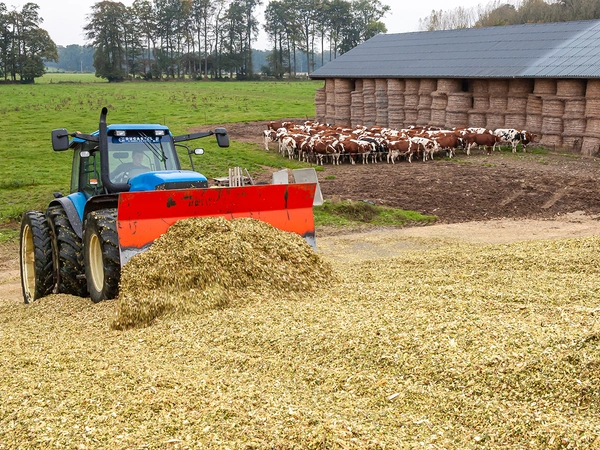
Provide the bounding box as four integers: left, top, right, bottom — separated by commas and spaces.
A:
309, 20, 600, 155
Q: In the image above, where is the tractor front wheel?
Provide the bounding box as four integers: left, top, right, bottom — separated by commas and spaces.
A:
84, 208, 121, 303
20, 211, 55, 303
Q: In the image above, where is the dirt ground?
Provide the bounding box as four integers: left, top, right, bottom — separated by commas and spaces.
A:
4, 119, 600, 301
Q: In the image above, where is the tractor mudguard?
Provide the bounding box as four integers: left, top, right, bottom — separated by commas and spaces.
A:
117, 183, 317, 265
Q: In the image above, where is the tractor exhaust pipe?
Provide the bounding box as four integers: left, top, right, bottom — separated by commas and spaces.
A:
99, 107, 130, 194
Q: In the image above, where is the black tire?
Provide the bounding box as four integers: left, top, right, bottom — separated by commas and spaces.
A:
84, 208, 121, 303
19, 211, 55, 303
47, 205, 88, 297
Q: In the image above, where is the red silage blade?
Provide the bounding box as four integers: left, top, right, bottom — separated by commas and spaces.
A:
116, 183, 317, 265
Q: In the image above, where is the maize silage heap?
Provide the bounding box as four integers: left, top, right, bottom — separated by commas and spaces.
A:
112, 217, 334, 329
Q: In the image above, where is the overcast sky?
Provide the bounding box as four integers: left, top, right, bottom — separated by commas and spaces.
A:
23, 0, 488, 49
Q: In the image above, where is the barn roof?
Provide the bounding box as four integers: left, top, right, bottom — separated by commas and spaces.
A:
309, 20, 600, 79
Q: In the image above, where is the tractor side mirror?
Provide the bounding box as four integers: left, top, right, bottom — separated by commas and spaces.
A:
215, 128, 229, 148
52, 128, 70, 151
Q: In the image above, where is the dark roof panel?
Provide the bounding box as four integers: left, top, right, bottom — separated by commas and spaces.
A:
310, 20, 600, 79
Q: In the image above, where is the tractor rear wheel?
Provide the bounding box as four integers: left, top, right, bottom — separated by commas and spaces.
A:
20, 211, 55, 303
84, 208, 121, 303
47, 205, 88, 297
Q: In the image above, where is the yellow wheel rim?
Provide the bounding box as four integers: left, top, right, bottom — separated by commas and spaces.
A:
21, 224, 35, 298
89, 233, 104, 293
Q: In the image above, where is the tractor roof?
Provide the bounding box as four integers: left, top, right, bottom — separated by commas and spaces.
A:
70, 124, 171, 146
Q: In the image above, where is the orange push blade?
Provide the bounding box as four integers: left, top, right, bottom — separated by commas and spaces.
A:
117, 183, 317, 265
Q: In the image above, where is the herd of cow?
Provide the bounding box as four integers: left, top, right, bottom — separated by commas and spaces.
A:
263, 121, 536, 165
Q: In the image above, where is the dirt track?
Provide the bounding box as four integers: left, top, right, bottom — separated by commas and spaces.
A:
4, 120, 600, 301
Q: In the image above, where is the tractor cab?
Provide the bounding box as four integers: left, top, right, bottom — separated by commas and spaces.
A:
58, 124, 211, 198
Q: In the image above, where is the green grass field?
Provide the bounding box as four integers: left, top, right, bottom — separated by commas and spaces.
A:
0, 77, 322, 221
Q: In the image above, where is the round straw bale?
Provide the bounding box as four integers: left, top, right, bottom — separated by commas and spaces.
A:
404, 109, 418, 124
488, 79, 509, 95
447, 93, 472, 112
405, 79, 420, 94
468, 111, 487, 128
586, 80, 600, 98
430, 109, 446, 127
446, 111, 468, 128
508, 79, 533, 94
534, 79, 556, 95
416, 108, 432, 125
489, 96, 508, 111
539, 134, 562, 147
486, 113, 505, 129
562, 135, 583, 152
505, 113, 526, 129
506, 96, 528, 112
387, 78, 405, 93
335, 78, 353, 94
556, 79, 586, 97
436, 79, 462, 93
112, 217, 335, 330
325, 78, 335, 92
581, 136, 600, 155
472, 79, 488, 95
418, 94, 433, 108
351, 91, 364, 126
585, 98, 600, 118
431, 93, 448, 109
585, 118, 600, 137
526, 114, 543, 133
404, 94, 419, 109
418, 78, 437, 94
542, 97, 565, 116
363, 79, 375, 94
388, 110, 405, 129
563, 118, 586, 135
375, 78, 388, 93
541, 116, 563, 134
472, 95, 490, 111
527, 95, 543, 114
354, 79, 363, 92
563, 97, 586, 117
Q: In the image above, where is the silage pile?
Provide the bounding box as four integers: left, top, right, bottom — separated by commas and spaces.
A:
112, 217, 333, 330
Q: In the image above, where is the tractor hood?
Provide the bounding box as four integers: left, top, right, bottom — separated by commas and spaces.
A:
128, 170, 209, 192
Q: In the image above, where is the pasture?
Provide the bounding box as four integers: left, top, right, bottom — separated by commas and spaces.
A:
0, 76, 321, 220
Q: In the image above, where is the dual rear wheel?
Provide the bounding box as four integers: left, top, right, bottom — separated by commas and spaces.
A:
19, 207, 121, 304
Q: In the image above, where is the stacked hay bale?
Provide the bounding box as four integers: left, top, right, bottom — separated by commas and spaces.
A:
362, 79, 376, 127
404, 79, 420, 125
486, 80, 508, 130
315, 88, 326, 123
112, 217, 335, 330
334, 78, 353, 127
446, 91, 472, 128
325, 78, 335, 125
583, 80, 600, 155
430, 79, 461, 127
350, 79, 364, 127
505, 79, 533, 129
558, 79, 586, 152
387, 79, 405, 129
469, 79, 489, 128
417, 79, 436, 126
526, 93, 543, 136
539, 79, 563, 147
375, 79, 389, 127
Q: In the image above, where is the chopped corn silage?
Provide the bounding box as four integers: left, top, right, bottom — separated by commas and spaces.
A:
112, 217, 334, 329
2, 234, 600, 448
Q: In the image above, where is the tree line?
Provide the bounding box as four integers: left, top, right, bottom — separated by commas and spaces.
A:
419, 0, 600, 31
85, 0, 390, 82
0, 2, 57, 83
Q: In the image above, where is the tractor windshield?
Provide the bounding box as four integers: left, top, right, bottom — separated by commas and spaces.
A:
108, 134, 178, 184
